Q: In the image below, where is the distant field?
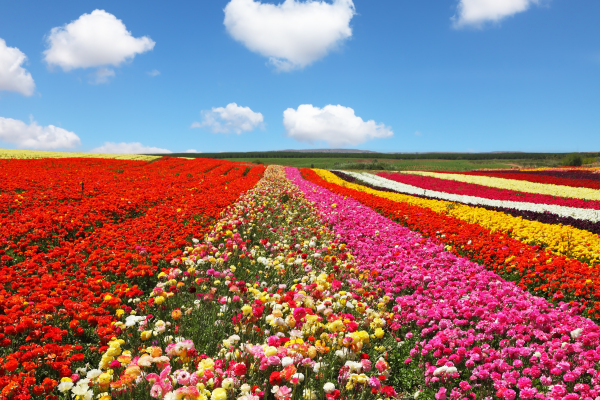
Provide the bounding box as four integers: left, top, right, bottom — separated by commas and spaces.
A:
225, 157, 517, 171
0, 148, 160, 161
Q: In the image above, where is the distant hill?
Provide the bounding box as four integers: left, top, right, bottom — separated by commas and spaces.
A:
277, 149, 379, 154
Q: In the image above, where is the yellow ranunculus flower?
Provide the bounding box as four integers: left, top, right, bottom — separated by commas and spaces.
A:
241, 305, 252, 316
264, 346, 278, 356
198, 358, 215, 371
211, 388, 227, 400
97, 373, 112, 385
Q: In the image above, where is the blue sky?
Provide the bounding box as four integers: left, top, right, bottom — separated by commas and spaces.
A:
0, 0, 598, 154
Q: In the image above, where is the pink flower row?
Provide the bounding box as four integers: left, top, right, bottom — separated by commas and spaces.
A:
287, 167, 600, 400
377, 172, 600, 210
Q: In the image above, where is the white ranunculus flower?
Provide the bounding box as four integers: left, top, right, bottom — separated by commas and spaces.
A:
57, 381, 73, 392
323, 382, 336, 393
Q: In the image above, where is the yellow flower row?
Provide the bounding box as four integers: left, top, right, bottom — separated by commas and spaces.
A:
520, 167, 600, 172
398, 170, 600, 201
314, 169, 600, 265
0, 148, 162, 161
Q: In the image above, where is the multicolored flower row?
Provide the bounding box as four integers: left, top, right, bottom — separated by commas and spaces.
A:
79, 165, 397, 400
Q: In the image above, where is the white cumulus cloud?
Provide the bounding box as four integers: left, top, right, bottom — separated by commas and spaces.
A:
184, 149, 199, 153
0, 39, 35, 96
91, 142, 172, 154
192, 103, 264, 134
283, 104, 393, 147
453, 0, 541, 27
44, 9, 155, 71
0, 117, 81, 149
224, 0, 355, 71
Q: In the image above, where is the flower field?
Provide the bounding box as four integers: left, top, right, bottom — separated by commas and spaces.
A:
0, 149, 161, 161
3, 158, 600, 400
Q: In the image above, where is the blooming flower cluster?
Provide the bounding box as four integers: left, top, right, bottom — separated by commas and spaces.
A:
0, 157, 264, 398
290, 166, 600, 400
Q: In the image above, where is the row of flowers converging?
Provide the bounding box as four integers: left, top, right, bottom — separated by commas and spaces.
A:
348, 172, 600, 236
398, 171, 600, 201
304, 169, 600, 320
70, 165, 398, 400
374, 172, 600, 214
461, 169, 600, 189
328, 171, 600, 270
0, 158, 265, 398
517, 167, 600, 174
290, 167, 600, 400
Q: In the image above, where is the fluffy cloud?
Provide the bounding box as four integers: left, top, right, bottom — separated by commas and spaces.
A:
454, 0, 541, 27
90, 142, 172, 154
283, 104, 393, 147
0, 39, 35, 96
184, 149, 199, 153
44, 9, 155, 71
90, 67, 115, 84
192, 103, 264, 134
224, 0, 355, 71
0, 117, 80, 149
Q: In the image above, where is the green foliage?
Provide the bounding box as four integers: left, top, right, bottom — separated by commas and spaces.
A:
562, 153, 583, 166
213, 158, 514, 171
154, 150, 600, 161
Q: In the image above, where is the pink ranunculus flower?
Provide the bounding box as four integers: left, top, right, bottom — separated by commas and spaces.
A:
435, 387, 447, 400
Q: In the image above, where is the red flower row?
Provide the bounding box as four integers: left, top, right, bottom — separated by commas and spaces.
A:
0, 157, 264, 398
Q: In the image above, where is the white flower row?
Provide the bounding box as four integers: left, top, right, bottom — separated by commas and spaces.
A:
337, 171, 600, 223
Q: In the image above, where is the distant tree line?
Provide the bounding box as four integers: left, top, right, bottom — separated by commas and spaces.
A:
150, 151, 600, 161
